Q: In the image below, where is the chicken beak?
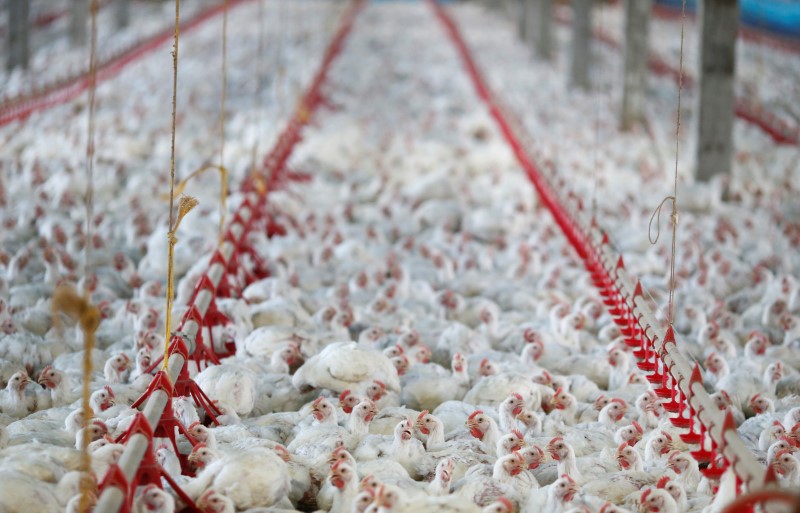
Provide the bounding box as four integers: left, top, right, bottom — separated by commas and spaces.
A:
330, 475, 346, 490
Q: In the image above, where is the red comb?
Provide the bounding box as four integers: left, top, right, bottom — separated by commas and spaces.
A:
617, 442, 628, 453
187, 421, 202, 430
657, 476, 670, 489
662, 431, 673, 441
773, 420, 785, 428
497, 497, 514, 512
641, 488, 652, 502
468, 410, 483, 421
512, 392, 523, 401
339, 390, 351, 402
549, 436, 564, 445
417, 410, 429, 420
104, 385, 115, 398
561, 473, 575, 483
611, 398, 626, 405
192, 442, 207, 451
554, 387, 564, 396
512, 429, 524, 440
633, 421, 643, 434
374, 380, 386, 388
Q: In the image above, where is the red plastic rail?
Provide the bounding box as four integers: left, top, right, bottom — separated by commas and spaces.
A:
429, 0, 768, 491
93, 2, 365, 512
0, 0, 255, 127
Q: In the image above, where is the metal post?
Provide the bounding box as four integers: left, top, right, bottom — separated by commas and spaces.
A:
7, 0, 30, 71
620, 0, 651, 130
570, 0, 592, 89
115, 0, 131, 29
695, 0, 738, 182
70, 0, 89, 47
535, 0, 554, 60
517, 0, 528, 40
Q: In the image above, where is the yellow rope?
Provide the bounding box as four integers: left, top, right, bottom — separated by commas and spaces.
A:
218, 0, 229, 244
84, 0, 99, 291
163, 0, 181, 383
168, 0, 180, 235
78, 0, 100, 509
251, 0, 266, 177
51, 285, 100, 513
648, 0, 686, 327
162, 164, 227, 236
163, 195, 198, 382
666, 0, 687, 326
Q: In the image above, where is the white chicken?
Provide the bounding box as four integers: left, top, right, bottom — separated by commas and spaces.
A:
292, 341, 400, 394
184, 444, 292, 509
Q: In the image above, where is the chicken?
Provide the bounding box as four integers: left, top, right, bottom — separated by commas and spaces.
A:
1, 371, 35, 417
771, 448, 800, 486
400, 352, 470, 411
454, 452, 532, 508
639, 488, 679, 513
292, 341, 400, 394
194, 364, 257, 417
136, 484, 175, 513
0, 470, 61, 513
184, 444, 292, 509
524, 474, 581, 513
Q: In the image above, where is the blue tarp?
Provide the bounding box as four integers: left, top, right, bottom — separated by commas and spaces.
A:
655, 0, 800, 39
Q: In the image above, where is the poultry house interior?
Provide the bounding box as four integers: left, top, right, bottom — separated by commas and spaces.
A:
1, 0, 800, 512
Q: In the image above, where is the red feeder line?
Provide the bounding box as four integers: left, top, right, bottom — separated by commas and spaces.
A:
94, 2, 365, 511
0, 0, 257, 127
429, 0, 767, 489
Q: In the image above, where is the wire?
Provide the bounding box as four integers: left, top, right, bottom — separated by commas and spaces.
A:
164, 0, 182, 381
218, 0, 229, 243
84, 0, 100, 288
666, 0, 687, 326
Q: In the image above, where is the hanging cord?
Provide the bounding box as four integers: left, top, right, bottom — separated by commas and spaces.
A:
217, 0, 229, 244
648, 0, 686, 326
163, 195, 198, 382
84, 0, 100, 288
162, 0, 199, 382
249, 0, 266, 193
590, 0, 604, 223
168, 0, 180, 238
52, 286, 100, 513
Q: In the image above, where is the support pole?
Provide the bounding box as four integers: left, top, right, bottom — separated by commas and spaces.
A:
620, 0, 651, 130
7, 0, 30, 71
695, 0, 738, 182
517, 0, 528, 40
570, 0, 592, 89
535, 0, 554, 60
115, 0, 131, 29
70, 0, 89, 47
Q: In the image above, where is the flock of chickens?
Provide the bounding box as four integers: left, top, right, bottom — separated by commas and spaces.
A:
1, 1, 800, 513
